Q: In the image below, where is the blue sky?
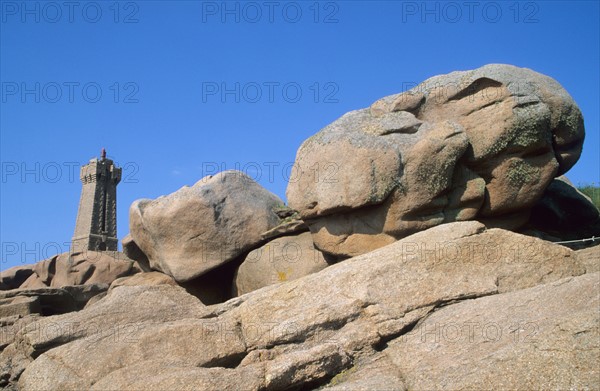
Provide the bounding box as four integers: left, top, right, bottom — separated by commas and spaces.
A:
1, 0, 599, 270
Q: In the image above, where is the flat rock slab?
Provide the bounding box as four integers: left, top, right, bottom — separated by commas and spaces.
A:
5, 222, 593, 390
385, 272, 600, 390
0, 284, 108, 316
0, 297, 41, 319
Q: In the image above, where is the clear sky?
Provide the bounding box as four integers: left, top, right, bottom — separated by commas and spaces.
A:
1, 0, 599, 270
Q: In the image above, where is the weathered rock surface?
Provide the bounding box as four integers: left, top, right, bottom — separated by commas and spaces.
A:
1, 251, 138, 290
1, 284, 207, 388
287, 64, 585, 258
109, 271, 178, 291
0, 313, 41, 353
1, 64, 594, 390
234, 231, 329, 296
0, 284, 108, 317
0, 284, 108, 357
576, 245, 600, 274
2, 222, 594, 390
0, 252, 127, 361
323, 353, 406, 390
121, 234, 152, 272
385, 272, 599, 390
0, 266, 34, 291
129, 171, 288, 282
0, 297, 40, 320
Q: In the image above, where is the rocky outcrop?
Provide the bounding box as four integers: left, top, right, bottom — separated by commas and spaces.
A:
0, 64, 596, 390
0, 251, 138, 352
384, 272, 599, 390
109, 271, 178, 291
129, 171, 289, 282
287, 64, 585, 259
1, 251, 138, 291
0, 266, 34, 291
2, 222, 595, 390
0, 297, 40, 320
0, 284, 108, 317
576, 245, 600, 274
0, 284, 208, 389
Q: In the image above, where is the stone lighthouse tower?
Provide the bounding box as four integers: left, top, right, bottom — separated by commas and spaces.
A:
71, 149, 122, 253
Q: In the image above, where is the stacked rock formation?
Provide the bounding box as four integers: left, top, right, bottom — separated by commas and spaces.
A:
286, 64, 585, 259
1, 64, 598, 391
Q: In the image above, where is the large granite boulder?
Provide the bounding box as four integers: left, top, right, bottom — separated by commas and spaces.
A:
233, 231, 329, 296
3, 222, 596, 390
129, 171, 289, 282
287, 64, 585, 259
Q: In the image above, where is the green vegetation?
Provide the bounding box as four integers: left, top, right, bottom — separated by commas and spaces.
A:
577, 183, 600, 209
